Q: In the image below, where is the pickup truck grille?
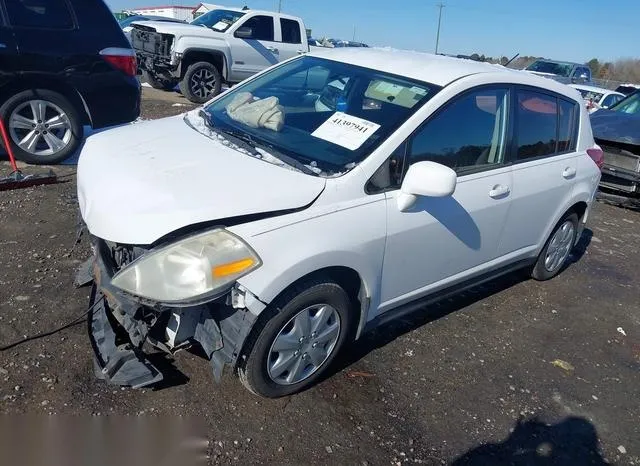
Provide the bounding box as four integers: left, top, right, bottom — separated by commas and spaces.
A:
600, 144, 640, 173
131, 26, 173, 57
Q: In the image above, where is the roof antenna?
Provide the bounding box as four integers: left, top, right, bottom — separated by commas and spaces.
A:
242, 5, 250, 10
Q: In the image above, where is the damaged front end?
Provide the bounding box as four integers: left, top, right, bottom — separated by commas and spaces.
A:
82, 238, 260, 389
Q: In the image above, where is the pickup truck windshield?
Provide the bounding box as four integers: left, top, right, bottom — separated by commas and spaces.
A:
191, 9, 245, 31
202, 56, 438, 176
526, 60, 573, 77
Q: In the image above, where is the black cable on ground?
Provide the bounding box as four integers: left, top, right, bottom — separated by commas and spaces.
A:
0, 301, 98, 352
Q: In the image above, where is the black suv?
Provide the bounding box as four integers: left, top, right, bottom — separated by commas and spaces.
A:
0, 0, 140, 164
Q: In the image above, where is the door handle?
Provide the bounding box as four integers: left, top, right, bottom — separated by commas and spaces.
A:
562, 167, 576, 179
296, 50, 305, 55
489, 184, 510, 199
267, 46, 279, 53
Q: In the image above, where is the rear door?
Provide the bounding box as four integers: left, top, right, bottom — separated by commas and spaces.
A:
276, 17, 305, 61
228, 14, 279, 81
498, 87, 580, 257
3, 0, 77, 74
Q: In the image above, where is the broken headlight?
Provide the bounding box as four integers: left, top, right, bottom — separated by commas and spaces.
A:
111, 229, 261, 306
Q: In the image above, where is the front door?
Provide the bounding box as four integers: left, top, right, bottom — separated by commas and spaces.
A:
380, 87, 514, 312
228, 15, 279, 82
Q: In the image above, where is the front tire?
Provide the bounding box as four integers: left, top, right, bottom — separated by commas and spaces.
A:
0, 89, 83, 165
142, 71, 178, 91
179, 61, 222, 104
239, 279, 354, 398
531, 212, 579, 281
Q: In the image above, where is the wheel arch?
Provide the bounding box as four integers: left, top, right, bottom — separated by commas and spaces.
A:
235, 265, 371, 371
180, 49, 227, 80
537, 194, 592, 256
0, 74, 91, 126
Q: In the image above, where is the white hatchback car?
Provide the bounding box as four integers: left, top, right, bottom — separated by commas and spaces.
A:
77, 49, 602, 397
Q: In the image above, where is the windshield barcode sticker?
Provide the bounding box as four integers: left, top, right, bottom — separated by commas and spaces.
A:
311, 112, 380, 150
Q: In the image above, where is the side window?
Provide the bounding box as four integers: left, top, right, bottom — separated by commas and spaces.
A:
241, 15, 274, 41
406, 88, 509, 174
515, 90, 558, 160
602, 94, 622, 108
4, 0, 73, 29
558, 99, 577, 153
280, 18, 301, 44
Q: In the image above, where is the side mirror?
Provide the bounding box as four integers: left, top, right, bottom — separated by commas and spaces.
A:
397, 161, 457, 211
579, 73, 588, 80
234, 26, 253, 38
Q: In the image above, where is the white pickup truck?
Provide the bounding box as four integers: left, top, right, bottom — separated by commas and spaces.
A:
131, 7, 309, 103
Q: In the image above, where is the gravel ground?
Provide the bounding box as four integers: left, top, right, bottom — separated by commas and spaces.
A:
1, 90, 639, 465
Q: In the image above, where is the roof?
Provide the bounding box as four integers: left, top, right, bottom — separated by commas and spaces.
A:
132, 5, 196, 10
307, 48, 564, 88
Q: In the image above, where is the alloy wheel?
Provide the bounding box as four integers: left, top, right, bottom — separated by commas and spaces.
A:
8, 100, 72, 157
190, 69, 217, 99
267, 304, 341, 385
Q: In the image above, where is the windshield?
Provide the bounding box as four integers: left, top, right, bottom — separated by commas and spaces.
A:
191, 9, 244, 31
609, 91, 640, 114
576, 89, 603, 102
201, 56, 438, 176
526, 60, 573, 77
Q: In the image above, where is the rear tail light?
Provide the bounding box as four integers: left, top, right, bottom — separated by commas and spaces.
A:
587, 146, 604, 170
100, 48, 137, 77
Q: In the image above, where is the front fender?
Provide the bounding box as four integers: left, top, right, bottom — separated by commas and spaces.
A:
231, 197, 387, 327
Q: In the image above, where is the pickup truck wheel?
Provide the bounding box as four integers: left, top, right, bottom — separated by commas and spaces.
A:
142, 71, 178, 91
180, 62, 222, 104
531, 212, 579, 281
238, 279, 354, 398
0, 89, 83, 165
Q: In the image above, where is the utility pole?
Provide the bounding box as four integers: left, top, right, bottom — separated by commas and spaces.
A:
435, 2, 444, 54
278, 0, 282, 12
352, 25, 356, 41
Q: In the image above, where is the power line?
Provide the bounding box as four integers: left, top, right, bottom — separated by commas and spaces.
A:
435, 2, 445, 54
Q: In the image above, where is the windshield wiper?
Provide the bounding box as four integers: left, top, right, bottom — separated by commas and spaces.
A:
198, 110, 317, 176
198, 110, 260, 156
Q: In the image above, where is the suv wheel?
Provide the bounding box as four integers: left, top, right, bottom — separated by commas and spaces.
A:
0, 89, 83, 165
238, 279, 354, 398
531, 212, 579, 281
142, 71, 178, 91
180, 61, 222, 104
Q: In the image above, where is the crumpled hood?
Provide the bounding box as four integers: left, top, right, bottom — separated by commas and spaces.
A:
590, 109, 640, 146
77, 116, 325, 245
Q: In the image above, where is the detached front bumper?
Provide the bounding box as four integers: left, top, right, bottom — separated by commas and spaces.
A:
86, 238, 258, 389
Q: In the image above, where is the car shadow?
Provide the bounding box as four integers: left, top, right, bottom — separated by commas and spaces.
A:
145, 352, 190, 391
570, 227, 592, 264
451, 416, 607, 465
330, 268, 530, 377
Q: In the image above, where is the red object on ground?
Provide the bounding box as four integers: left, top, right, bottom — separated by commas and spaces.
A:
0, 116, 19, 172
0, 117, 58, 191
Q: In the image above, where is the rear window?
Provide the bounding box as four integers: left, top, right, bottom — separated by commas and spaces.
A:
4, 0, 74, 29
280, 18, 301, 44
515, 89, 578, 160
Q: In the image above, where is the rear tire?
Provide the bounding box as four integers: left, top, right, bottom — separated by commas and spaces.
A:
0, 89, 83, 165
238, 279, 354, 398
531, 212, 579, 281
142, 71, 178, 91
179, 61, 222, 104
